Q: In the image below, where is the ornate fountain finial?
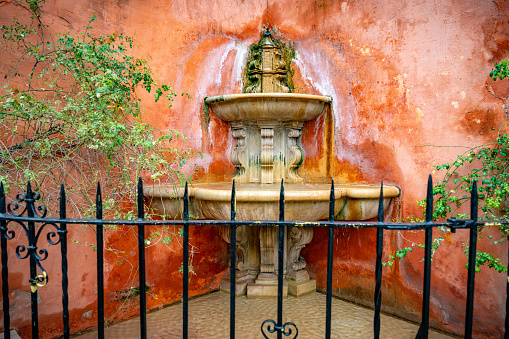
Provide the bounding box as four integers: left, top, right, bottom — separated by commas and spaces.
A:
243, 28, 292, 93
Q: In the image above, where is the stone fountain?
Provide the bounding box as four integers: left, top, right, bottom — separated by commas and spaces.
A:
145, 29, 399, 298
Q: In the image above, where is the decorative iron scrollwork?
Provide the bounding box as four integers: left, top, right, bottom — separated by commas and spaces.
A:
8, 190, 48, 218
2, 182, 63, 292
261, 319, 298, 338
0, 223, 15, 241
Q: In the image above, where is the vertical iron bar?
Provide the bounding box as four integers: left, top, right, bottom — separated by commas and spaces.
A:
506, 228, 509, 339
96, 183, 104, 339
277, 179, 284, 339
417, 174, 433, 339
230, 180, 236, 339
465, 180, 478, 339
137, 178, 147, 339
183, 182, 189, 339
59, 185, 70, 339
27, 182, 38, 339
374, 182, 384, 339
0, 183, 10, 339
325, 180, 335, 339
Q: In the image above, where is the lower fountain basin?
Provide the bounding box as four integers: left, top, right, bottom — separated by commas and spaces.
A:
144, 182, 400, 221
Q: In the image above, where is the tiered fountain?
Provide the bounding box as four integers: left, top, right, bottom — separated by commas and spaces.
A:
145, 29, 399, 298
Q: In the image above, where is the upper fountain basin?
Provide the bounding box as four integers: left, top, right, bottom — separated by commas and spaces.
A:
205, 93, 331, 122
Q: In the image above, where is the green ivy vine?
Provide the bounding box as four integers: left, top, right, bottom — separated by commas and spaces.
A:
385, 61, 509, 273
0, 0, 195, 218
0, 0, 201, 319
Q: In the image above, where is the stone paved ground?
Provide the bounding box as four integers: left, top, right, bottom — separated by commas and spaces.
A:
75, 292, 457, 338
0, 330, 22, 339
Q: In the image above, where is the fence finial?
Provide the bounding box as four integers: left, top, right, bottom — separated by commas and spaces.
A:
470, 180, 478, 221
425, 174, 433, 223
96, 182, 102, 219
279, 179, 284, 222
0, 182, 5, 213
378, 181, 384, 223
231, 180, 236, 221
59, 184, 66, 219
329, 180, 335, 222
183, 182, 189, 221
137, 178, 144, 220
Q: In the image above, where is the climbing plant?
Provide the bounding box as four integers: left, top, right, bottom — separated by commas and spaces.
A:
429, 123, 508, 273
385, 60, 509, 273
0, 0, 195, 243
1, 0, 192, 202
0, 1, 201, 319
491, 59, 509, 81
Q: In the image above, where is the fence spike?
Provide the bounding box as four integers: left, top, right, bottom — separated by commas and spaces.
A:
425, 174, 433, 223
95, 182, 104, 338
374, 181, 384, 338
96, 182, 102, 210
136, 178, 147, 339
26, 179, 38, 337
504, 228, 509, 339
59, 184, 69, 338
59, 185, 66, 219
230, 179, 236, 339
470, 180, 478, 222
277, 179, 285, 338
329, 180, 335, 222
27, 180, 32, 195
417, 174, 434, 338
183, 182, 189, 221
183, 181, 189, 339
137, 178, 144, 220
0, 181, 10, 339
326, 179, 335, 338
0, 182, 5, 211
231, 180, 236, 221
279, 179, 284, 222
378, 181, 384, 223
465, 180, 478, 339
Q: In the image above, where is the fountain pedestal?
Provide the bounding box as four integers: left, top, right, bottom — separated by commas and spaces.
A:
219, 224, 315, 298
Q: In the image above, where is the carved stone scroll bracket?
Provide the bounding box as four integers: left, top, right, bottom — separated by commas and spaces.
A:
219, 225, 249, 271
219, 225, 259, 296
259, 121, 276, 184
285, 122, 304, 183
230, 121, 248, 183
286, 226, 313, 280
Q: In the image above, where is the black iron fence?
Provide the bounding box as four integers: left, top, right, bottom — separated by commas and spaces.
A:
0, 176, 507, 339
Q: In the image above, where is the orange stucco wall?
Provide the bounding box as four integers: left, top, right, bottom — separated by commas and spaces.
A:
1, 0, 508, 338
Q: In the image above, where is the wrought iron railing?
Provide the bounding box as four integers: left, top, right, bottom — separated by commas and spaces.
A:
0, 176, 507, 339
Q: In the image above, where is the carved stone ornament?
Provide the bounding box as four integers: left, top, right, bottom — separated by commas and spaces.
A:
243, 29, 291, 94
287, 226, 313, 280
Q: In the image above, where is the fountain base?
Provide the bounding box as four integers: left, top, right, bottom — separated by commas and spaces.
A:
247, 273, 289, 298
219, 269, 254, 296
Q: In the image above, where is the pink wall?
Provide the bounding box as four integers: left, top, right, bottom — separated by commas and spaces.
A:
1, 0, 508, 337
